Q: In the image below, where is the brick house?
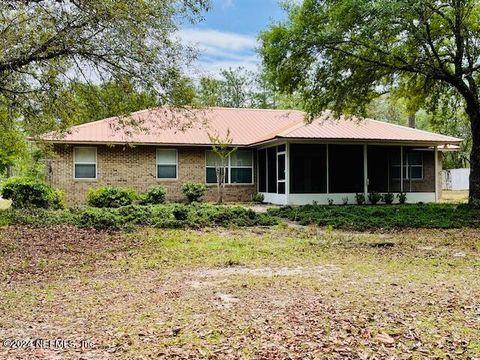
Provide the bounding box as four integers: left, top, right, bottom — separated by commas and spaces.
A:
39, 107, 461, 205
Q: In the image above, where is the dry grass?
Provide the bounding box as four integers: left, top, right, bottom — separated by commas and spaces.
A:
0, 225, 479, 359
0, 199, 11, 210
441, 190, 469, 204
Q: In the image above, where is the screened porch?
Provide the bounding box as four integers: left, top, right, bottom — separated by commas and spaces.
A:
257, 143, 438, 205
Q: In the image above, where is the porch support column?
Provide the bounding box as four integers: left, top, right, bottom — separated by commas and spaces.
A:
400, 146, 404, 193
363, 144, 368, 198
286, 142, 290, 204
434, 145, 438, 202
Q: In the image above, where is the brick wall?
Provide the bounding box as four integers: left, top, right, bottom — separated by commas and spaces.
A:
51, 144, 256, 205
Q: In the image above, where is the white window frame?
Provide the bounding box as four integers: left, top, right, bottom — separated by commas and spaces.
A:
73, 147, 97, 180
205, 150, 254, 185
392, 151, 424, 181
156, 148, 178, 180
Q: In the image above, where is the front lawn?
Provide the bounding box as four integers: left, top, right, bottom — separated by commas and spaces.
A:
0, 225, 479, 359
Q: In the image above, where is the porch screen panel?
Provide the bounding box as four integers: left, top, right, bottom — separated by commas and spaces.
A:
367, 146, 398, 193
267, 147, 277, 193
290, 144, 327, 193
328, 145, 364, 193
258, 149, 267, 192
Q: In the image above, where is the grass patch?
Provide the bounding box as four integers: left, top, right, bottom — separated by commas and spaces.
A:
268, 203, 480, 230
0, 199, 11, 210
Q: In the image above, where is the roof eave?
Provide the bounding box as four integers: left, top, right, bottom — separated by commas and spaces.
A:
249, 136, 462, 147
33, 139, 252, 148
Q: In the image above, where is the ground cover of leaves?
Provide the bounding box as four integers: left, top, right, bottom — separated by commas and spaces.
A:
0, 224, 479, 359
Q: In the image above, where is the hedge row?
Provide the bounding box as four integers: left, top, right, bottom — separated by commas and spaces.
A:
268, 203, 480, 230
0, 204, 277, 230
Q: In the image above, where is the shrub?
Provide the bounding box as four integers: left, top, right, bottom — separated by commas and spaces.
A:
87, 187, 137, 208
368, 192, 382, 205
355, 193, 365, 205
141, 186, 166, 205
268, 203, 480, 231
397, 192, 407, 204
79, 208, 122, 230
0, 177, 65, 209
342, 197, 349, 205
382, 193, 394, 205
181, 182, 206, 203
327, 198, 334, 205
252, 193, 264, 203
172, 205, 188, 220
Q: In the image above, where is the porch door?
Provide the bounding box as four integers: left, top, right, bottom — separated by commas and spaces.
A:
277, 152, 286, 194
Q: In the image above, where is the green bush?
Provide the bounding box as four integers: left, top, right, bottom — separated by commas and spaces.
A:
181, 182, 206, 203
268, 203, 480, 230
397, 192, 407, 204
355, 193, 365, 205
140, 186, 166, 205
382, 193, 394, 205
0, 177, 65, 209
253, 193, 264, 203
87, 187, 137, 208
79, 208, 122, 230
1, 203, 278, 230
368, 192, 382, 205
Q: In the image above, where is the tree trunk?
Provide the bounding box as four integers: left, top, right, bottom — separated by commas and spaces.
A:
467, 104, 480, 206
408, 114, 416, 128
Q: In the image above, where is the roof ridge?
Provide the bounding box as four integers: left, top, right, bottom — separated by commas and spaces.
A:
206, 106, 305, 114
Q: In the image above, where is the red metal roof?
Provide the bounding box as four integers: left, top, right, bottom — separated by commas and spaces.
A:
275, 112, 461, 144
40, 107, 461, 146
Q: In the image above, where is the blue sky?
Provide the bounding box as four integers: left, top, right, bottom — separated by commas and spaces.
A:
179, 0, 289, 77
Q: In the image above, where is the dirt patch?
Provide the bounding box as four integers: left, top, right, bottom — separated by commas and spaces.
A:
194, 265, 339, 278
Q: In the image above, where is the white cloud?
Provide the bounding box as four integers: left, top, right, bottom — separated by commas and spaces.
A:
221, 0, 235, 9
179, 28, 257, 52
177, 28, 260, 77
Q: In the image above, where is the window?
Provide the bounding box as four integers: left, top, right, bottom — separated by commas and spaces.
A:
230, 151, 253, 183
206, 151, 228, 184
157, 149, 177, 179
205, 150, 253, 184
392, 151, 423, 180
74, 147, 96, 179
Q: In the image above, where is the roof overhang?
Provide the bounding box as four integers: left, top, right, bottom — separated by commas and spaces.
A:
34, 139, 252, 148
249, 136, 462, 148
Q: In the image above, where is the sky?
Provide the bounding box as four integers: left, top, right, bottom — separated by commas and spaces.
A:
178, 0, 288, 77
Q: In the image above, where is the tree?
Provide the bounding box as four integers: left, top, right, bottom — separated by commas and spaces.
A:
208, 130, 237, 204
195, 66, 302, 110
260, 0, 480, 205
0, 101, 26, 176
0, 0, 208, 136
197, 67, 252, 108
197, 77, 223, 106
59, 79, 158, 125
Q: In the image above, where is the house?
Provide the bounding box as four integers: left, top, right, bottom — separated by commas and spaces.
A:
39, 107, 461, 205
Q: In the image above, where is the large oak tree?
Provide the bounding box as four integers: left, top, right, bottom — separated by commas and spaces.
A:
0, 0, 208, 136
260, 0, 480, 205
